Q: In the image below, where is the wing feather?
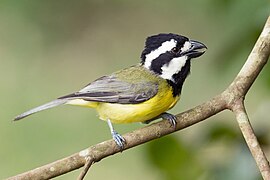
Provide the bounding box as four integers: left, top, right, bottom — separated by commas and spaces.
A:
59, 75, 158, 104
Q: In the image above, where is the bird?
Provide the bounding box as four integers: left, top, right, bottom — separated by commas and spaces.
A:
14, 33, 207, 149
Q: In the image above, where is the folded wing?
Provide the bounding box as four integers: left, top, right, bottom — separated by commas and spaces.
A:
58, 75, 158, 104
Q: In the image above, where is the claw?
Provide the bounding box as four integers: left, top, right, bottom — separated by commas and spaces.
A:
111, 130, 126, 150
160, 113, 177, 129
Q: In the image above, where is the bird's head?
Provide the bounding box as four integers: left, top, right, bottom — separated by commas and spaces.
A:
141, 33, 207, 95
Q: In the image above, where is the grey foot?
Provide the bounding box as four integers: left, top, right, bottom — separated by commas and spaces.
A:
160, 112, 177, 128
111, 130, 126, 150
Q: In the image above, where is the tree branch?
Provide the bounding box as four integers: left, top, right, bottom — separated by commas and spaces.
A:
232, 100, 270, 179
6, 16, 270, 180
77, 156, 94, 180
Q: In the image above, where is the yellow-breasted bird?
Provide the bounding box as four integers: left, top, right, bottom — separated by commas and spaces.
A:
14, 33, 207, 149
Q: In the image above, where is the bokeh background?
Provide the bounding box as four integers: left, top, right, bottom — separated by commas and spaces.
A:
1, 1, 269, 179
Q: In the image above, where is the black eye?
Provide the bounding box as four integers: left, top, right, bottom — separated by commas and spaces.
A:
171, 47, 179, 53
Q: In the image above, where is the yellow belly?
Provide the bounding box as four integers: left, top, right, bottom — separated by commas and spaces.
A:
67, 88, 179, 124
98, 94, 179, 124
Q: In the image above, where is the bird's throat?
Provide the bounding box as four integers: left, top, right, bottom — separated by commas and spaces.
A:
167, 60, 191, 97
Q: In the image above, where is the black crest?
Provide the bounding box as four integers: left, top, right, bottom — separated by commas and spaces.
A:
140, 33, 189, 63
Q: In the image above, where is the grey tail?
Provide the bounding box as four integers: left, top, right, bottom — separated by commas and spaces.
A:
14, 99, 68, 121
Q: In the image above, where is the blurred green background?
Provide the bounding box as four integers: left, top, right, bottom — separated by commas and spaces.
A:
1, 0, 269, 179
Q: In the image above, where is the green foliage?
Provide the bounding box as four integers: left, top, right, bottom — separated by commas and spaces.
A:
207, 124, 239, 142
145, 136, 203, 180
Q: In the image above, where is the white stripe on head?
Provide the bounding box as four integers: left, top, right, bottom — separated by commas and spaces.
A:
160, 56, 188, 81
144, 39, 177, 69
181, 41, 191, 52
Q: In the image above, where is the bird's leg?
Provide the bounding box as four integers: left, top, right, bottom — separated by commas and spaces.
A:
160, 112, 177, 129
142, 112, 177, 129
142, 117, 157, 124
107, 119, 125, 149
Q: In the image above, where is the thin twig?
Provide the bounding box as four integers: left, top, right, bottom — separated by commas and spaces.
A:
77, 156, 94, 180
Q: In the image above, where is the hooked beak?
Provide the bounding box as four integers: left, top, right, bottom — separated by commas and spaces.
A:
184, 40, 207, 58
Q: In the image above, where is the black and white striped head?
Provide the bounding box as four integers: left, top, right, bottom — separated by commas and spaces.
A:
141, 33, 207, 95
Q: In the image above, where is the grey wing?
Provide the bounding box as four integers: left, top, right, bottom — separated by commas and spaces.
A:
58, 75, 158, 104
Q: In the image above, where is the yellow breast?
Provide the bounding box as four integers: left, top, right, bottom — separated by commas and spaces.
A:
96, 86, 179, 124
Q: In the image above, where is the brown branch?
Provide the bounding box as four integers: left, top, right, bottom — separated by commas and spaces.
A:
224, 17, 270, 179
232, 100, 270, 179
77, 156, 94, 180
6, 16, 270, 180
6, 95, 227, 180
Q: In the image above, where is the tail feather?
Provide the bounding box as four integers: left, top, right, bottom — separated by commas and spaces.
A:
14, 99, 68, 121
